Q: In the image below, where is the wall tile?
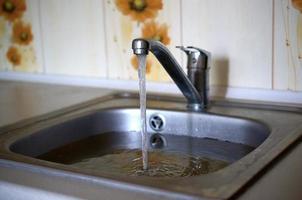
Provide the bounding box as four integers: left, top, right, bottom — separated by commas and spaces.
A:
0, 17, 10, 71
20, 0, 43, 73
0, 0, 42, 73
274, 0, 302, 91
105, 0, 181, 82
40, 0, 107, 77
182, 0, 273, 89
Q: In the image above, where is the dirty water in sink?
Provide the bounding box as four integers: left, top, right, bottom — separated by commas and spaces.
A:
39, 147, 228, 177
36, 132, 254, 177
71, 149, 228, 177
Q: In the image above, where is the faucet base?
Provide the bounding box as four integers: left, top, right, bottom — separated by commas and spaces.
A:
187, 103, 204, 111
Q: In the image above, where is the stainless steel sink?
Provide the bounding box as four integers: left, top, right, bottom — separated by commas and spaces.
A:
10, 108, 268, 164
0, 93, 301, 199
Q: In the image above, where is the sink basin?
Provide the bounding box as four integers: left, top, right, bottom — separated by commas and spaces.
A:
9, 108, 268, 177
0, 93, 301, 199
10, 108, 268, 165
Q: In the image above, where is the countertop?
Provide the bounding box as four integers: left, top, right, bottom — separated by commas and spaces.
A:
0, 80, 114, 133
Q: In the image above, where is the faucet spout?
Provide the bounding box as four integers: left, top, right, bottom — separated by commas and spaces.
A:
132, 38, 204, 111
132, 38, 150, 55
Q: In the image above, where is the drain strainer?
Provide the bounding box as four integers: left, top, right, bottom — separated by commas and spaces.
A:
150, 133, 167, 149
149, 114, 165, 131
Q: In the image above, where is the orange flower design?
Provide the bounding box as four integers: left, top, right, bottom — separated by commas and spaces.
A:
142, 21, 170, 45
115, 0, 162, 22
12, 20, 33, 45
0, 0, 26, 22
6, 46, 21, 66
131, 55, 152, 74
292, 0, 302, 12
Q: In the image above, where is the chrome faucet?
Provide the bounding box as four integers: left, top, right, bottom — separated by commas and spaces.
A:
132, 38, 211, 111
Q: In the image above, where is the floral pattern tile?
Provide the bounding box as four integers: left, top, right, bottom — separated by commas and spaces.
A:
0, 0, 39, 72
105, 0, 180, 82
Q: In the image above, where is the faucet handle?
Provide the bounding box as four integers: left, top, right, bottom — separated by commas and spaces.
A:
177, 45, 211, 108
176, 46, 210, 56
176, 46, 211, 70
176, 46, 199, 55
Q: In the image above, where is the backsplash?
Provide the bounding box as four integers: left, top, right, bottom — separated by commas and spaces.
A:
0, 0, 302, 92
0, 0, 40, 72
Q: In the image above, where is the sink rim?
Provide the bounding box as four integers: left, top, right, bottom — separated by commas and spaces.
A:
0, 92, 301, 199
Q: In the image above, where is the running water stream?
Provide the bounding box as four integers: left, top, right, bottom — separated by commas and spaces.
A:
137, 54, 148, 170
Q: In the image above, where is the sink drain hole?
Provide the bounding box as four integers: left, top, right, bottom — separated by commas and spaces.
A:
150, 133, 167, 149
149, 114, 165, 131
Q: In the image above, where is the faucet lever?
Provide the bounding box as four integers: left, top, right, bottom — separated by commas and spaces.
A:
176, 46, 199, 55
177, 45, 211, 108
176, 46, 211, 69
176, 46, 194, 53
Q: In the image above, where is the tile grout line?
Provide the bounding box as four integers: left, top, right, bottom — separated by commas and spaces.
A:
102, 0, 109, 79
179, 0, 184, 67
272, 0, 276, 90
37, 0, 46, 74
